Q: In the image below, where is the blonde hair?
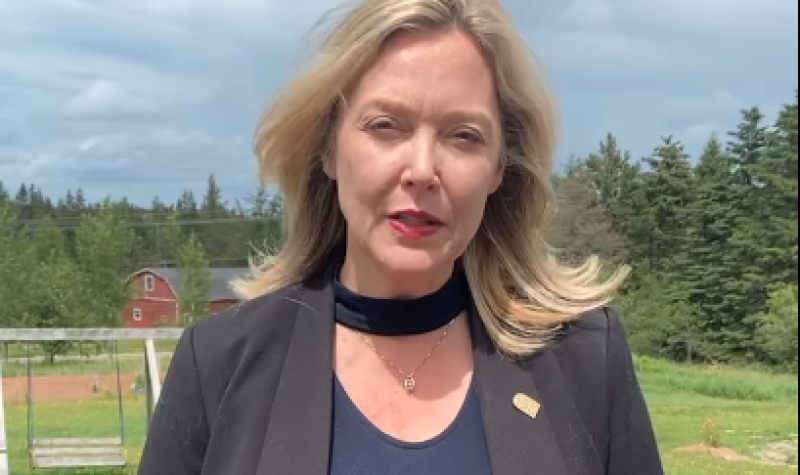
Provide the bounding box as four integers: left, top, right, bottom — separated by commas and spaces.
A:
234, 0, 629, 358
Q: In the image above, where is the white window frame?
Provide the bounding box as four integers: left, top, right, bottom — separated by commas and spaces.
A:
132, 308, 143, 322
144, 275, 155, 292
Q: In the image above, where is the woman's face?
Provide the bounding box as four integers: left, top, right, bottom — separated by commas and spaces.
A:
327, 27, 503, 295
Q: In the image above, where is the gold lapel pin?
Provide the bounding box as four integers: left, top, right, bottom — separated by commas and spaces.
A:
513, 393, 541, 420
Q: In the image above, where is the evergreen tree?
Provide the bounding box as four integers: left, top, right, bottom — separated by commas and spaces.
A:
754, 95, 799, 285
14, 184, 32, 222
201, 175, 226, 217
245, 185, 283, 255
200, 174, 236, 259
724, 107, 772, 358
176, 233, 211, 326
641, 135, 696, 286
685, 134, 741, 360
582, 134, 649, 269
0, 182, 10, 206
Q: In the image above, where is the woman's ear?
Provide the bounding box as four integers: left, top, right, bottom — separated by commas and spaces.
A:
490, 167, 503, 194
323, 103, 343, 180
322, 150, 337, 180
489, 153, 505, 194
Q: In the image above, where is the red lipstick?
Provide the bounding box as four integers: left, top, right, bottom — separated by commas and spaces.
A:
387, 209, 443, 239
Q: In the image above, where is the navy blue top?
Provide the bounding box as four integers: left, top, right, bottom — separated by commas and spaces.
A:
328, 376, 493, 474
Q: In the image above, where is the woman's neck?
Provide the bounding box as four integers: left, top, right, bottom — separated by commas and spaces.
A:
338, 254, 455, 299
333, 255, 470, 337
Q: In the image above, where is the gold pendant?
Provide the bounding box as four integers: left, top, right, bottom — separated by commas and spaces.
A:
403, 376, 416, 393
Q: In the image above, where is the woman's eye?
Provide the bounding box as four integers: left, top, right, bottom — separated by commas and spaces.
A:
366, 118, 398, 131
454, 129, 485, 144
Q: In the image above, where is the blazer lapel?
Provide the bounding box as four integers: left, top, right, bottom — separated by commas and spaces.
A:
257, 277, 335, 475
474, 349, 569, 475
469, 309, 569, 475
471, 310, 603, 475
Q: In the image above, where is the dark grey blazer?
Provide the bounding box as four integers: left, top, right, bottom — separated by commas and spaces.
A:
137, 272, 664, 475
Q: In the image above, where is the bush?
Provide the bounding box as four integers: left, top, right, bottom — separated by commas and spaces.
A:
749, 284, 798, 372
617, 275, 701, 362
703, 418, 723, 448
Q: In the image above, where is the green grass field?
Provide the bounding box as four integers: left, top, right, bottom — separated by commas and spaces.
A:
636, 356, 798, 475
1, 341, 178, 361
1, 356, 797, 474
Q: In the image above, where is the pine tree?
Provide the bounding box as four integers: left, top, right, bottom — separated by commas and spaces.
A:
0, 182, 10, 207
754, 94, 798, 286
176, 233, 211, 326
582, 134, 648, 269
641, 135, 696, 286
724, 107, 771, 359
685, 134, 741, 360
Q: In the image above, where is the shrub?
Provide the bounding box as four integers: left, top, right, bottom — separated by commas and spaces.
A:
749, 284, 799, 372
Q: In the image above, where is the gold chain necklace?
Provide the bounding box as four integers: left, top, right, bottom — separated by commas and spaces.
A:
357, 318, 456, 395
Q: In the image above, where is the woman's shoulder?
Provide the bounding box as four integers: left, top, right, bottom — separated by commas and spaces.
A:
177, 284, 307, 371
546, 305, 634, 392
541, 306, 636, 443
556, 305, 627, 354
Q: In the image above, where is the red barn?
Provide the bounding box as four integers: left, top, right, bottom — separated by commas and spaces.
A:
122, 267, 248, 328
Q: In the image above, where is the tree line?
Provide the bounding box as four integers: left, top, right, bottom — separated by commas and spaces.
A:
549, 90, 798, 372
0, 90, 796, 371
0, 180, 284, 335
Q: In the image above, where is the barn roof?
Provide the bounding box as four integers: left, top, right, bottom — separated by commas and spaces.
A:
137, 267, 248, 301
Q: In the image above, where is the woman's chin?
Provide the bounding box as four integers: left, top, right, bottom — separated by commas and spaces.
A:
378, 249, 454, 280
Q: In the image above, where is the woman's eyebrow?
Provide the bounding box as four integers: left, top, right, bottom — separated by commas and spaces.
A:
360, 97, 497, 133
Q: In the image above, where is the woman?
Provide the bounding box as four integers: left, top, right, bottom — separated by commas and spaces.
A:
138, 0, 664, 474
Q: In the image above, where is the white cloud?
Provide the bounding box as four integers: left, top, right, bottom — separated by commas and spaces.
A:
0, 0, 796, 203
63, 79, 164, 121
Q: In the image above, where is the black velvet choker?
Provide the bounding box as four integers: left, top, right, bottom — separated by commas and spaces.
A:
333, 268, 471, 336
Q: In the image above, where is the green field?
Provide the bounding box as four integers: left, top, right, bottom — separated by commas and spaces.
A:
1, 341, 178, 361
1, 356, 797, 474
637, 356, 798, 475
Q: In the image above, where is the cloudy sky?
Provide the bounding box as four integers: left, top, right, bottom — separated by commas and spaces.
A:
1, 0, 797, 205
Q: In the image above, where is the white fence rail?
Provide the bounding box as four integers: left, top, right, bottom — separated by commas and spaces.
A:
0, 328, 185, 342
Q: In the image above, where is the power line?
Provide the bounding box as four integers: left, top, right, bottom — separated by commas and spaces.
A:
8, 206, 283, 221
14, 217, 279, 231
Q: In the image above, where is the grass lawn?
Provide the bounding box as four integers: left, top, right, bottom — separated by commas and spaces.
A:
648, 389, 797, 474
2, 340, 178, 361
1, 355, 173, 378
0, 357, 796, 474
639, 356, 798, 475
4, 396, 146, 475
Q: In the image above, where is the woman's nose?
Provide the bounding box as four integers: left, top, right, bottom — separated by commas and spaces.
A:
400, 134, 440, 191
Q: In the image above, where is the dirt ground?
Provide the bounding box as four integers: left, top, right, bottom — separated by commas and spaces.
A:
2, 373, 159, 403
679, 442, 799, 467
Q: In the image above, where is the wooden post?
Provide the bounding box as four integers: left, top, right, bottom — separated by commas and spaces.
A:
144, 339, 162, 428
